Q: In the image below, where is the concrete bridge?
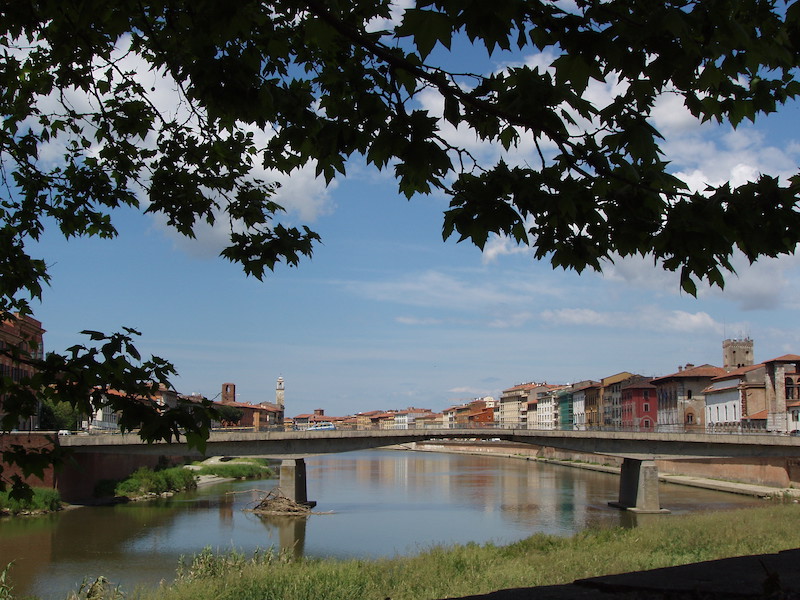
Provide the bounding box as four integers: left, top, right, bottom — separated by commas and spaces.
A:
58, 428, 800, 513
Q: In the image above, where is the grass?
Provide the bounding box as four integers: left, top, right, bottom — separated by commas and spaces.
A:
194, 463, 272, 480
97, 466, 197, 499
0, 487, 61, 515
124, 503, 800, 600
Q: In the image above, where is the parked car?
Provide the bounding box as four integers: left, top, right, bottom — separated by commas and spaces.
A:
307, 422, 336, 431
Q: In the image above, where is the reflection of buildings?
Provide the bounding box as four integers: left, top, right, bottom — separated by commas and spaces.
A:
310, 450, 602, 533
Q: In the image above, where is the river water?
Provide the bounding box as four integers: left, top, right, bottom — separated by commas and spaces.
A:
1, 450, 765, 598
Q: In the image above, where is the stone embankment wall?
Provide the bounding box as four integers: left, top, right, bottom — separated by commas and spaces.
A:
414, 440, 800, 489
0, 432, 186, 503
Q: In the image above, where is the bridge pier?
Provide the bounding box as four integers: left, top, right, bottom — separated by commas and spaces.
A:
609, 458, 670, 514
279, 458, 316, 507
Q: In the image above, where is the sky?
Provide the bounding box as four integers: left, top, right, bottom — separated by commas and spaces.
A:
23, 10, 800, 419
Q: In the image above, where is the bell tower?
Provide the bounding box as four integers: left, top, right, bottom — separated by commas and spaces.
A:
221, 382, 235, 404
276, 376, 285, 409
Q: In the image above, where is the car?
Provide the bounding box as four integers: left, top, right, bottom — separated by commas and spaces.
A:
307, 422, 336, 431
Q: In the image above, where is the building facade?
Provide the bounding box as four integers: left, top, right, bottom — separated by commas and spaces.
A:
653, 364, 726, 432
0, 314, 45, 430
620, 377, 656, 431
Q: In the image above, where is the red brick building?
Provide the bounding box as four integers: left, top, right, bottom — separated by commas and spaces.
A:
0, 313, 45, 430
216, 382, 283, 431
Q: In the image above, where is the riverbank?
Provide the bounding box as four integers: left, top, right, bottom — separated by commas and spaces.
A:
404, 440, 800, 501
120, 503, 800, 600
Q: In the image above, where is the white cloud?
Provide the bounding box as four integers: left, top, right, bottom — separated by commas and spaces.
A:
20, 34, 337, 260
481, 235, 532, 264
488, 311, 535, 328
447, 385, 491, 397
650, 92, 701, 133
700, 252, 800, 311
344, 270, 524, 312
395, 316, 443, 326
366, 0, 414, 32
600, 244, 800, 313
540, 306, 729, 335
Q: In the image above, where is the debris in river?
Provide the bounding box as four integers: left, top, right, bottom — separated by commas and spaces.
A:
240, 488, 323, 516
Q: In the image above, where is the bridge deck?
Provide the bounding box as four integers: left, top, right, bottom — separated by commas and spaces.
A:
57, 428, 800, 460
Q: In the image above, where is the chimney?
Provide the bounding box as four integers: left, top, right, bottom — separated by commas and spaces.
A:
678, 366, 683, 372
314, 409, 324, 417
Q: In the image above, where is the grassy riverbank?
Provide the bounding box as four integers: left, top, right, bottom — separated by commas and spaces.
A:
194, 461, 273, 481
95, 461, 274, 499
69, 503, 799, 600
0, 488, 61, 516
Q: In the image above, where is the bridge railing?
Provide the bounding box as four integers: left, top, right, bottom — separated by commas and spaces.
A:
52, 420, 784, 436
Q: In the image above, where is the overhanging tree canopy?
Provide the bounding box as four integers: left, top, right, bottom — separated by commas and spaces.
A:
1, 0, 799, 491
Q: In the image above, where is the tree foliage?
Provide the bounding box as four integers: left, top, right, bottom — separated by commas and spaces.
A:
1, 0, 799, 491
216, 404, 245, 425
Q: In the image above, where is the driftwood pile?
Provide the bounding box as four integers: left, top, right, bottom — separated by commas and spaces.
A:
243, 488, 314, 516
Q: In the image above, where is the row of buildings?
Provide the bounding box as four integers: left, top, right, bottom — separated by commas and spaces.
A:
3, 312, 799, 437
291, 339, 800, 436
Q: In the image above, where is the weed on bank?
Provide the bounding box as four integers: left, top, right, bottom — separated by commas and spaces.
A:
0, 488, 61, 516
134, 503, 800, 600
4, 503, 799, 599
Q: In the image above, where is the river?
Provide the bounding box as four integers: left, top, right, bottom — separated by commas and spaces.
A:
0, 449, 765, 599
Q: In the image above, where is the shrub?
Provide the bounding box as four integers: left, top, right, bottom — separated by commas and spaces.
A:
108, 466, 197, 498
196, 464, 273, 480
0, 487, 61, 514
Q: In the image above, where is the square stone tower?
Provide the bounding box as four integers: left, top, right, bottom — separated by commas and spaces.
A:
723, 338, 754, 371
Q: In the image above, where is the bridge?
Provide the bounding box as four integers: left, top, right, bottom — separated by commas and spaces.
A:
58, 428, 800, 513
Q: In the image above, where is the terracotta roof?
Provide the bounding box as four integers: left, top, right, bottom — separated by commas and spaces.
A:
620, 377, 655, 390
764, 354, 800, 364
702, 383, 740, 394
713, 364, 764, 380
416, 413, 441, 420
743, 409, 768, 420
651, 364, 726, 383
502, 382, 546, 393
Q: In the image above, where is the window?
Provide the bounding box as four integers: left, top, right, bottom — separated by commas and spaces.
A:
643, 403, 650, 413
687, 389, 693, 400
686, 413, 694, 424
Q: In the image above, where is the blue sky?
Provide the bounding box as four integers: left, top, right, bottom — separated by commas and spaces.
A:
26, 18, 800, 419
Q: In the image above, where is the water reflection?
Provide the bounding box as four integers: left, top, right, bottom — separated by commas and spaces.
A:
254, 515, 308, 559
0, 450, 765, 599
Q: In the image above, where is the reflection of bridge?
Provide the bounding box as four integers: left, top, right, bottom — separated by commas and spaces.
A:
60, 429, 800, 513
